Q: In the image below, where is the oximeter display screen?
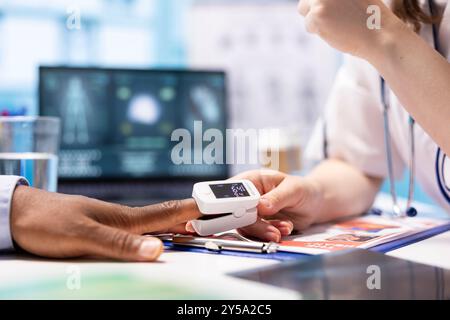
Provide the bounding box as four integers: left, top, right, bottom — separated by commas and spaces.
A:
210, 183, 250, 198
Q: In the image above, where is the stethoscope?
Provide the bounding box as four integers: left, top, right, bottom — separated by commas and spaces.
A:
380, 0, 440, 218
380, 79, 417, 217
323, 0, 441, 218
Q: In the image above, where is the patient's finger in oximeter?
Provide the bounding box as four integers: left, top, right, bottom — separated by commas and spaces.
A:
191, 180, 260, 236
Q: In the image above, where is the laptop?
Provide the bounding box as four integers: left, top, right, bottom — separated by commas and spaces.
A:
39, 66, 229, 204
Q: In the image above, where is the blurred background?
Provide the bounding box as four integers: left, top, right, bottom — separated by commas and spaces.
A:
0, 0, 434, 204
0, 0, 338, 144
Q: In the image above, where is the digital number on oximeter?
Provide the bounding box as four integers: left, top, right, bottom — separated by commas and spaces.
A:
209, 183, 250, 198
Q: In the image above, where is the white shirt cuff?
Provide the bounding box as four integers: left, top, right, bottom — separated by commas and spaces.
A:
0, 175, 29, 252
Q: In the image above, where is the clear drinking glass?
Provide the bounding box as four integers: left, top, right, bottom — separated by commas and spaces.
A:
0, 116, 61, 192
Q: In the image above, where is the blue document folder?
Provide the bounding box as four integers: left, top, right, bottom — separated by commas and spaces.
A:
164, 216, 450, 261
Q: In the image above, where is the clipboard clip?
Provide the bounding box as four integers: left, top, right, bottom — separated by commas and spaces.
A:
171, 233, 279, 254
203, 240, 279, 253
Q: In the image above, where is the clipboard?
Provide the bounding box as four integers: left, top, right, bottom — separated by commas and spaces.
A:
163, 240, 309, 261
161, 214, 450, 261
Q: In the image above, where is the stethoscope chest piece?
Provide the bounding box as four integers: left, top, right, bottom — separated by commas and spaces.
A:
406, 207, 418, 217
368, 206, 417, 217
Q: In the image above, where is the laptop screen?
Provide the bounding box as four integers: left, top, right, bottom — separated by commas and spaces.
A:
39, 67, 228, 181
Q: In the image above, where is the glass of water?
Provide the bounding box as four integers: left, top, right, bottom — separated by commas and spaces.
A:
0, 116, 61, 192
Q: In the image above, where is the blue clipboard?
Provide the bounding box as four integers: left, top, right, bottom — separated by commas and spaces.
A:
163, 241, 308, 261
369, 221, 450, 253
164, 218, 450, 262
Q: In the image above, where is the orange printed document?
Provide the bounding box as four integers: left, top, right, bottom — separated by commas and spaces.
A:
273, 215, 448, 255
170, 214, 450, 255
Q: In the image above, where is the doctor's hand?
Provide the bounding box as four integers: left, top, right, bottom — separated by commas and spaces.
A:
298, 0, 400, 58
10, 186, 200, 262
233, 170, 322, 241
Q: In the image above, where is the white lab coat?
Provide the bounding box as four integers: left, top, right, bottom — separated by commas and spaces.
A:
0, 176, 29, 251
306, 0, 450, 213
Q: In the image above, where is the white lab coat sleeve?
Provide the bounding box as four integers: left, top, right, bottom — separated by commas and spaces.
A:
0, 175, 29, 252
305, 55, 405, 179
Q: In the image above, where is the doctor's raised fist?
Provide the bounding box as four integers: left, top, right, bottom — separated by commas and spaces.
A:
298, 0, 401, 58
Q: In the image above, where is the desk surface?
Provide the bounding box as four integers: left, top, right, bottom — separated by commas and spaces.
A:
0, 249, 297, 299
1, 230, 450, 299
388, 229, 450, 269
1, 195, 448, 299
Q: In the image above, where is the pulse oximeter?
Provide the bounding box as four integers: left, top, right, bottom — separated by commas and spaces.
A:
191, 179, 261, 236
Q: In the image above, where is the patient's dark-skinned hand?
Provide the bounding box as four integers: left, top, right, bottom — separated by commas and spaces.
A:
10, 186, 201, 262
